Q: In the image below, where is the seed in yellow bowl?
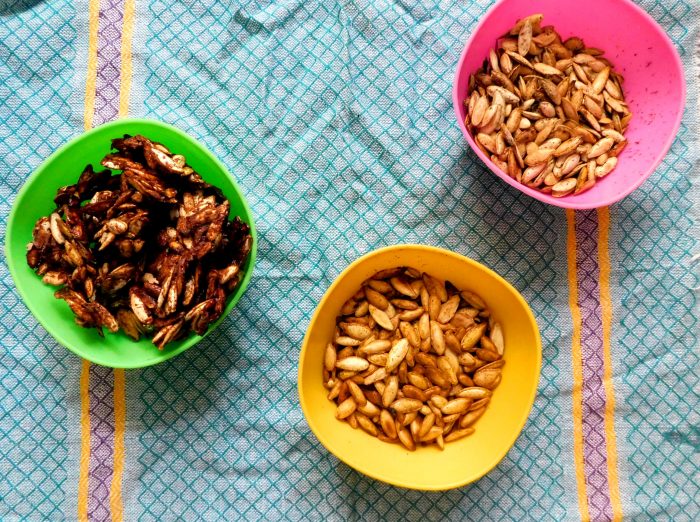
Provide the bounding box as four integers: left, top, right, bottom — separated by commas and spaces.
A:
323, 267, 504, 453
298, 245, 541, 490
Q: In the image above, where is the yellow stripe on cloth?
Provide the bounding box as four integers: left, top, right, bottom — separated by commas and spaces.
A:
110, 369, 126, 522
79, 2, 100, 518
78, 359, 91, 522
118, 0, 136, 117
597, 207, 623, 521
110, 3, 136, 519
83, 0, 100, 131
566, 209, 590, 522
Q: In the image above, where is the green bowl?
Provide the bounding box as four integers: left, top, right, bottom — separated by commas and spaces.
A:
5, 118, 257, 368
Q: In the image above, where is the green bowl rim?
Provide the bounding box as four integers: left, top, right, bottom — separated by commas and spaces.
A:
5, 117, 258, 368
297, 244, 542, 491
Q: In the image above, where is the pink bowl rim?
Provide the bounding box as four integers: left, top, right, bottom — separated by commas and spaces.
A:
452, 0, 687, 210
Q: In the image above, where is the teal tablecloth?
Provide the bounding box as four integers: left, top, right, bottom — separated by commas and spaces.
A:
1, 0, 697, 520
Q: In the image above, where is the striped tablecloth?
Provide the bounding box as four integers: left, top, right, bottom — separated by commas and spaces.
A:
1, 0, 697, 520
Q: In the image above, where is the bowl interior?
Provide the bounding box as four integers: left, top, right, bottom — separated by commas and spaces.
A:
5, 119, 257, 368
298, 245, 541, 490
453, 0, 685, 209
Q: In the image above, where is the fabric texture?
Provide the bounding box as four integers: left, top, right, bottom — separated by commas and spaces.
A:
0, 1, 697, 521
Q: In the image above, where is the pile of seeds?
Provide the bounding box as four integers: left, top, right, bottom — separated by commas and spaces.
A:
323, 267, 504, 450
464, 14, 630, 197
26, 135, 252, 348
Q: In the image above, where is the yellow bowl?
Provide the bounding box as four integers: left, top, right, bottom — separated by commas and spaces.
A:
298, 244, 542, 490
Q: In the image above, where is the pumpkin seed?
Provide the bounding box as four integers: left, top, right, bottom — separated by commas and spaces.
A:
461, 323, 487, 351
462, 14, 628, 197
437, 295, 460, 324
460, 407, 487, 428
336, 397, 356, 419
324, 343, 336, 372
441, 398, 472, 415
336, 357, 369, 372
398, 428, 415, 450
325, 269, 502, 449
445, 427, 475, 442
342, 322, 372, 340
386, 339, 409, 373
373, 410, 394, 439
363, 367, 387, 386
518, 19, 532, 56
365, 288, 389, 310
390, 277, 418, 298
552, 177, 577, 197
490, 322, 504, 355
391, 398, 423, 414
369, 304, 394, 331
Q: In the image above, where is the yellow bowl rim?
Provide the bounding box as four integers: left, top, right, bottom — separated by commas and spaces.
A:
297, 244, 542, 490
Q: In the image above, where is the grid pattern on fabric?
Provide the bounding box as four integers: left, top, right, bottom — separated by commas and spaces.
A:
129, 1, 569, 520
573, 210, 614, 521
0, 0, 78, 520
609, 1, 700, 520
611, 141, 699, 520
87, 365, 116, 521
0, 0, 696, 520
92, 0, 125, 126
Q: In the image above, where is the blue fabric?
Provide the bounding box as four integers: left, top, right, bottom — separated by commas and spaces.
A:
0, 1, 77, 519
0, 0, 697, 520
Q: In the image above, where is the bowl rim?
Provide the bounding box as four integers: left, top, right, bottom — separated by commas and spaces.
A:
451, 0, 687, 210
297, 244, 542, 490
5, 117, 258, 368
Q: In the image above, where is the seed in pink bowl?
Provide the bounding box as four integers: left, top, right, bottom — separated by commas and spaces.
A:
463, 13, 630, 198
452, 0, 686, 209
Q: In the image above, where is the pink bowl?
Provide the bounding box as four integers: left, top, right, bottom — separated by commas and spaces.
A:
453, 0, 686, 209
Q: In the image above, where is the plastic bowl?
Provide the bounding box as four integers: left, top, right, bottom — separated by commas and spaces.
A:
453, 0, 686, 209
298, 245, 541, 490
5, 118, 257, 368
